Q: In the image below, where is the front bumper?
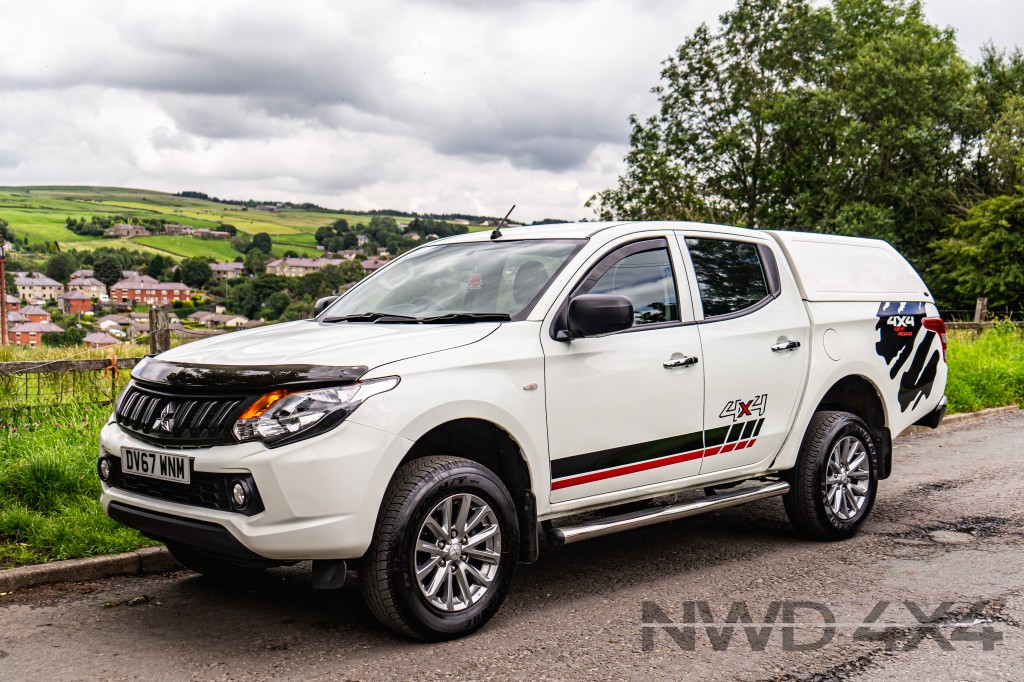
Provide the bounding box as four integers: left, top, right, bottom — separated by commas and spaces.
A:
99, 417, 413, 561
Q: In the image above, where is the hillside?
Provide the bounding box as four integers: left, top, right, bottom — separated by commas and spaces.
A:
0, 186, 493, 262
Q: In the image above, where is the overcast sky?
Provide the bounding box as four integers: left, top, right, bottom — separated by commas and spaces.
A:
0, 1, 1018, 222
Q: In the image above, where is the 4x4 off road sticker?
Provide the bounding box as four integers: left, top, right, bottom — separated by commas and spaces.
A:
875, 301, 940, 412
719, 394, 767, 422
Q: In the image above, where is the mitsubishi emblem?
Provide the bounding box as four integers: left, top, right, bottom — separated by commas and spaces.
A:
154, 403, 176, 433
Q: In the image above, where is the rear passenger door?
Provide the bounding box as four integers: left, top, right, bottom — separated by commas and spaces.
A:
676, 233, 810, 476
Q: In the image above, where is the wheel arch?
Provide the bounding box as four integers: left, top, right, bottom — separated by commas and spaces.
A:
813, 375, 893, 479
399, 418, 540, 562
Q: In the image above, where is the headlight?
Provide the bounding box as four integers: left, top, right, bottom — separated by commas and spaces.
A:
232, 376, 399, 447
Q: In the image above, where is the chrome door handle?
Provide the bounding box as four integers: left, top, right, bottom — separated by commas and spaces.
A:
771, 340, 801, 352
663, 355, 699, 368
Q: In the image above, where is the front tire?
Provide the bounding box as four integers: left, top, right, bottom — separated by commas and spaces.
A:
784, 411, 878, 541
360, 456, 520, 641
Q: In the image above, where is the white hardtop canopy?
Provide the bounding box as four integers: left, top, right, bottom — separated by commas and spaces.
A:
767, 231, 931, 303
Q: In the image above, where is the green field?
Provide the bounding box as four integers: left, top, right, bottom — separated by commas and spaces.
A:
0, 186, 442, 262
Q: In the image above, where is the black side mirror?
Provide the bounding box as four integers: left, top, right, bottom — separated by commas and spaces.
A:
562, 294, 633, 339
314, 296, 338, 317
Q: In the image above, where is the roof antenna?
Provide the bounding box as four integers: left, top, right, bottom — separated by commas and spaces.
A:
490, 205, 515, 240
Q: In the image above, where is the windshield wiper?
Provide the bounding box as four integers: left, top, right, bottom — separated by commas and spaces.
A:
320, 312, 422, 324
419, 312, 512, 323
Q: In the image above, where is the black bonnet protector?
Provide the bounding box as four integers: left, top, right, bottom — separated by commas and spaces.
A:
131, 356, 368, 392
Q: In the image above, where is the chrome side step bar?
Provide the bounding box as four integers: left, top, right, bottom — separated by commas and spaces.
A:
546, 481, 790, 546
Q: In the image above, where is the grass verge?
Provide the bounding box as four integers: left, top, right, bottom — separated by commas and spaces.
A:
0, 403, 155, 569
945, 322, 1024, 414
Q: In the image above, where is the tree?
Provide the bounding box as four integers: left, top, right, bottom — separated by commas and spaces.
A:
0, 217, 14, 243
931, 192, 1024, 309
94, 255, 123, 289
45, 252, 78, 284
146, 254, 169, 280
263, 291, 292, 320
592, 0, 975, 267
245, 249, 269, 276
178, 258, 213, 289
43, 326, 87, 347
251, 232, 273, 254
231, 233, 253, 254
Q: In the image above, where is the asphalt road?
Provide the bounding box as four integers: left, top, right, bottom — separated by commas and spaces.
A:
1, 411, 1023, 681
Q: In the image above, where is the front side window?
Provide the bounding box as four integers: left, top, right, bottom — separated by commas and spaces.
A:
322, 239, 583, 321
685, 238, 769, 318
580, 243, 680, 327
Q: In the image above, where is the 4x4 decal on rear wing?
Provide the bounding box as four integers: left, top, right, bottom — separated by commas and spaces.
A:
875, 301, 941, 412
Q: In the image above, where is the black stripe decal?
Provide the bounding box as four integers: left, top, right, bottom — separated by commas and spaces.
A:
550, 429, 704, 480
551, 418, 765, 481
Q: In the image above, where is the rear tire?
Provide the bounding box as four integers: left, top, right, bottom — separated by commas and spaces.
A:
360, 456, 520, 641
784, 411, 878, 541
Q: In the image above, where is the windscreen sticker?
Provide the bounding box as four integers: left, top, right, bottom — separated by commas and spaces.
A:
468, 273, 483, 290
875, 301, 940, 412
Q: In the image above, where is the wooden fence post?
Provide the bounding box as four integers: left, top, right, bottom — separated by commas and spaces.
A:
973, 297, 989, 324
149, 306, 171, 354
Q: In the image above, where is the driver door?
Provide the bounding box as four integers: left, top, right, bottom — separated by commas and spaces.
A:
542, 236, 706, 504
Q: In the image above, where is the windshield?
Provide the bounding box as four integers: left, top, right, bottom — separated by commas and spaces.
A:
321, 239, 584, 321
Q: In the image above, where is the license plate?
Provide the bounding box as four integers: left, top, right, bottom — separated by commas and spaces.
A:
120, 447, 191, 484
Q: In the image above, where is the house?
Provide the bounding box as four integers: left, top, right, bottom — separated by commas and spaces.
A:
57, 291, 93, 315
12, 272, 62, 302
96, 314, 132, 329
187, 310, 216, 324
265, 257, 344, 277
19, 305, 51, 324
67, 277, 106, 298
110, 278, 191, 305
210, 262, 245, 281
70, 269, 94, 279
121, 271, 159, 284
6, 310, 28, 324
377, 247, 390, 257
255, 204, 280, 212
201, 313, 248, 328
83, 331, 120, 348
194, 229, 230, 240
7, 321, 64, 346
103, 224, 150, 238
356, 234, 370, 246
361, 259, 386, 274
402, 232, 422, 241
164, 223, 196, 236
238, 320, 265, 329
4, 293, 18, 312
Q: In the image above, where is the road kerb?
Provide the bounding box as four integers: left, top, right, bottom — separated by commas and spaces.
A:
0, 547, 180, 593
1, 404, 1020, 593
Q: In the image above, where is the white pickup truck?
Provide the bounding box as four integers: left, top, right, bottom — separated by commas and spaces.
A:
98, 221, 948, 640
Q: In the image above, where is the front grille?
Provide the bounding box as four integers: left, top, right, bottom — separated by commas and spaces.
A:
116, 382, 254, 446
105, 456, 264, 516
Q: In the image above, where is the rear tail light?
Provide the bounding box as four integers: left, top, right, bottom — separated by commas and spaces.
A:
922, 317, 947, 362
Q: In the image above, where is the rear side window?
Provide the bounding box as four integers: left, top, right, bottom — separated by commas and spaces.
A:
685, 238, 769, 318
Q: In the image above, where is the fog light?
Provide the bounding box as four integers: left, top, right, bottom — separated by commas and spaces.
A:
231, 480, 250, 510
98, 457, 111, 482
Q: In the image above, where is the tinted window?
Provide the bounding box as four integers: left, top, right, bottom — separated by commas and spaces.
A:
589, 247, 679, 326
685, 238, 768, 317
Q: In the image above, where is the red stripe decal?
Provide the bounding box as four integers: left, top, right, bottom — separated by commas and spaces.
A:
551, 439, 759, 490
551, 447, 705, 490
